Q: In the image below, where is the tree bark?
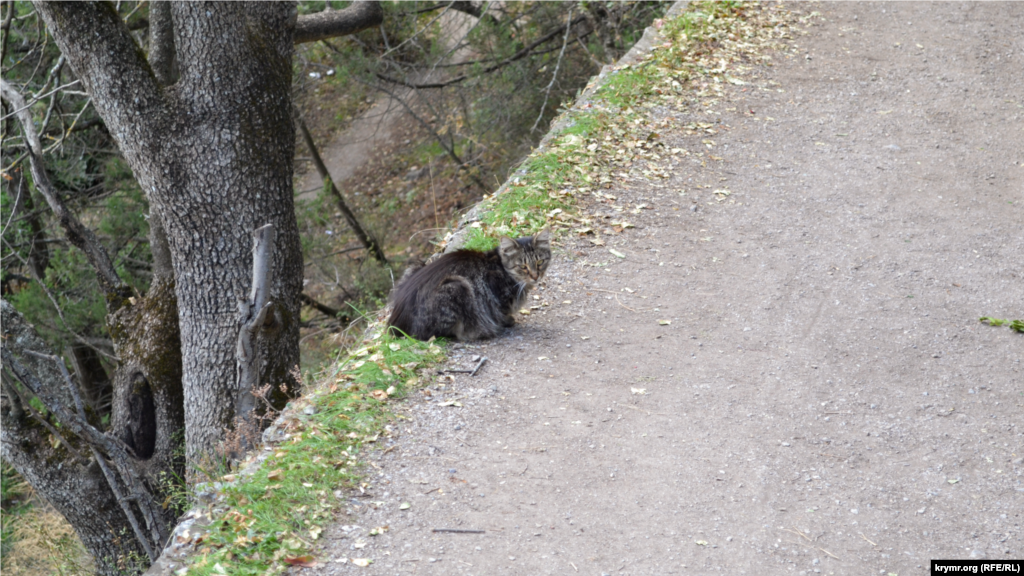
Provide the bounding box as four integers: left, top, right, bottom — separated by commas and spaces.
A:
294, 1, 383, 44
7, 0, 390, 571
34, 1, 304, 467
2, 300, 151, 576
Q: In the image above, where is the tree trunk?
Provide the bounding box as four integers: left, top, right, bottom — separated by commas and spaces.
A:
2, 300, 151, 576
5, 1, 384, 571
164, 2, 303, 465
34, 1, 304, 468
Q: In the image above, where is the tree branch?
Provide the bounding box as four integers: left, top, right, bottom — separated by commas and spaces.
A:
358, 78, 488, 191
374, 14, 589, 89
294, 1, 383, 44
296, 114, 389, 267
33, 1, 165, 157
531, 8, 574, 134
23, 350, 157, 561
0, 78, 128, 299
1, 300, 167, 559
301, 292, 350, 322
235, 224, 275, 427
147, 0, 174, 86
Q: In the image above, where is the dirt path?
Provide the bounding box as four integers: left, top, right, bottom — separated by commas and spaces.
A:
311, 4, 1023, 575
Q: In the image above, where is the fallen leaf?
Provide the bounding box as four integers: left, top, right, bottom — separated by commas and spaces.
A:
631, 387, 647, 395
609, 248, 626, 259
309, 526, 322, 539
519, 308, 531, 315
370, 389, 388, 401
267, 469, 283, 481
399, 502, 411, 510
695, 540, 709, 546
590, 237, 606, 246
388, 342, 401, 351
351, 558, 372, 567
439, 400, 463, 407
658, 320, 671, 325
284, 555, 318, 567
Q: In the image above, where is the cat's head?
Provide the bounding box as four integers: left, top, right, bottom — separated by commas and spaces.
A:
499, 227, 551, 286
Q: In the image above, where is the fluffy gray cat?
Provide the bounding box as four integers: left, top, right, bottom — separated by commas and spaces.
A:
388, 228, 551, 341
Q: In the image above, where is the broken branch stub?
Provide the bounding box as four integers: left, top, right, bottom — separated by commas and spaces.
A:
236, 223, 275, 425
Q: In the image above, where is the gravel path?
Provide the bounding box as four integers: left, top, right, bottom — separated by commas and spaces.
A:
310, 4, 1023, 575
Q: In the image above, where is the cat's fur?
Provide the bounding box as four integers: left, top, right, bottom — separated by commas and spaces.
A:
388, 229, 551, 341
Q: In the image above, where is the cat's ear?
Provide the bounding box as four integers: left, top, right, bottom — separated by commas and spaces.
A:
532, 226, 551, 250
499, 236, 519, 258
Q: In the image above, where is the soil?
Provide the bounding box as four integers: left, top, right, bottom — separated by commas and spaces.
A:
306, 3, 1023, 575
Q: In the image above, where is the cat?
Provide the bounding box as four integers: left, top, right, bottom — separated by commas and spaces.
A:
388, 228, 551, 341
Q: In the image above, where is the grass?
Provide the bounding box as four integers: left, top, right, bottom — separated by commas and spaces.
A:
979, 317, 1024, 333
455, 1, 795, 252
1, 462, 93, 576
1, 461, 31, 565
184, 329, 444, 575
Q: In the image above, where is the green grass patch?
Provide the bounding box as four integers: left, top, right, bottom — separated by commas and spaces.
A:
185, 329, 444, 575
979, 317, 1024, 333
454, 1, 780, 252
1, 461, 32, 566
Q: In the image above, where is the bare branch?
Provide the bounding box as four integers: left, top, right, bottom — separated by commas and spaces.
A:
13, 349, 159, 562
358, 77, 487, 190
1, 301, 166, 558
301, 292, 350, 322
296, 113, 389, 266
33, 1, 165, 157
0, 78, 128, 299
235, 224, 276, 426
413, 2, 500, 24
294, 1, 383, 45
531, 8, 574, 134
374, 14, 589, 89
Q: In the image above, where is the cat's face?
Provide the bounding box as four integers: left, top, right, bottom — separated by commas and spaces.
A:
499, 228, 551, 285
